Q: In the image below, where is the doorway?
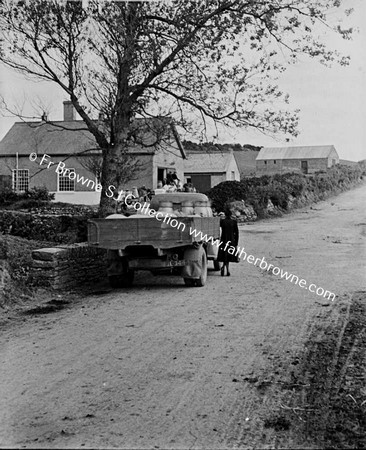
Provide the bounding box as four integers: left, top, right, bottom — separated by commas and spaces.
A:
191, 174, 211, 193
301, 160, 308, 174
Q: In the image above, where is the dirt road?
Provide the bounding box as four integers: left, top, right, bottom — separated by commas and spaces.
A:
1, 184, 365, 449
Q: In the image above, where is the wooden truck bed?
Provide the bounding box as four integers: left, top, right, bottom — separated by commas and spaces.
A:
88, 216, 220, 250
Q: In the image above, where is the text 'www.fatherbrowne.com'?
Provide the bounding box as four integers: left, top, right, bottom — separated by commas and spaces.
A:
188, 228, 336, 302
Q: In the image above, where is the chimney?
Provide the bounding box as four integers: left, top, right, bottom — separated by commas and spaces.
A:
63, 100, 75, 121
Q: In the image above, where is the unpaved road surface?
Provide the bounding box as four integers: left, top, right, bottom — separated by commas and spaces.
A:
1, 184, 365, 449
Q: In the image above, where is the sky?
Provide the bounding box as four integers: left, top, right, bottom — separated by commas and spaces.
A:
0, 0, 365, 162
218, 0, 366, 162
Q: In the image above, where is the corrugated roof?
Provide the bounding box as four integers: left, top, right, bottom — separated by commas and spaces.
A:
256, 145, 337, 161
184, 151, 233, 173
0, 118, 186, 158
233, 149, 259, 176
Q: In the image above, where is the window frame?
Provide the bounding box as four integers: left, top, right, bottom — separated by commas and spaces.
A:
58, 168, 76, 192
12, 169, 29, 192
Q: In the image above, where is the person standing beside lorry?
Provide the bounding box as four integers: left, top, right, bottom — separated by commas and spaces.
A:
217, 207, 239, 276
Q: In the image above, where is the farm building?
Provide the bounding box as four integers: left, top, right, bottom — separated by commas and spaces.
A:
183, 148, 240, 193
233, 146, 261, 178
256, 145, 339, 176
0, 101, 186, 204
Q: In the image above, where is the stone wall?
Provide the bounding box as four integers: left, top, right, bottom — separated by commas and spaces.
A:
31, 243, 107, 290
0, 259, 11, 306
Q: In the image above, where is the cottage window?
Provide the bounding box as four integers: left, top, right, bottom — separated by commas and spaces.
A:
274, 160, 277, 164
264, 161, 267, 165
12, 169, 29, 192
58, 168, 75, 192
157, 167, 166, 183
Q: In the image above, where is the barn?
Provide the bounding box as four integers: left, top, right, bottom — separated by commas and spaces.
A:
184, 149, 240, 193
256, 145, 339, 176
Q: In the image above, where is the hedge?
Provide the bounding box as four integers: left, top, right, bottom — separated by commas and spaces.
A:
0, 186, 55, 207
0, 210, 95, 244
207, 165, 363, 217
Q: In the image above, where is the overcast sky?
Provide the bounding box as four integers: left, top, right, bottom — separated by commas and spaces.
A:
1, 0, 365, 162
219, 0, 366, 162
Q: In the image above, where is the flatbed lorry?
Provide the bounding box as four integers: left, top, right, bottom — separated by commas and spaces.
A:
87, 193, 221, 288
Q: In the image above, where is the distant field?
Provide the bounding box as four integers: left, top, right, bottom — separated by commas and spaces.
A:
339, 159, 359, 167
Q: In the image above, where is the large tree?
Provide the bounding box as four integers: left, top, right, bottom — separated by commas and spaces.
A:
0, 0, 352, 215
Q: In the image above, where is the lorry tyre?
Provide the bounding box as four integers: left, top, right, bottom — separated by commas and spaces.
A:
108, 275, 124, 288
195, 250, 207, 287
108, 270, 134, 288
213, 260, 221, 271
182, 246, 208, 287
107, 252, 134, 288
119, 258, 134, 287
120, 270, 134, 287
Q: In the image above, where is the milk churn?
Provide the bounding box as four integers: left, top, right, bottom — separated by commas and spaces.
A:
194, 201, 209, 216
181, 201, 194, 215
158, 201, 174, 214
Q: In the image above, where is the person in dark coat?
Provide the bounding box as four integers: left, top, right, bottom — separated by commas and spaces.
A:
217, 208, 239, 276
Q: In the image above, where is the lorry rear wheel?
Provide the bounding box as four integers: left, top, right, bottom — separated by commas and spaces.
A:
195, 250, 208, 287
182, 246, 208, 287
120, 270, 134, 287
107, 252, 134, 288
108, 275, 123, 288
108, 271, 134, 288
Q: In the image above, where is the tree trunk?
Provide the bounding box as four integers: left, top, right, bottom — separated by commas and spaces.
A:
98, 144, 119, 217
98, 116, 131, 217
99, 59, 133, 217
